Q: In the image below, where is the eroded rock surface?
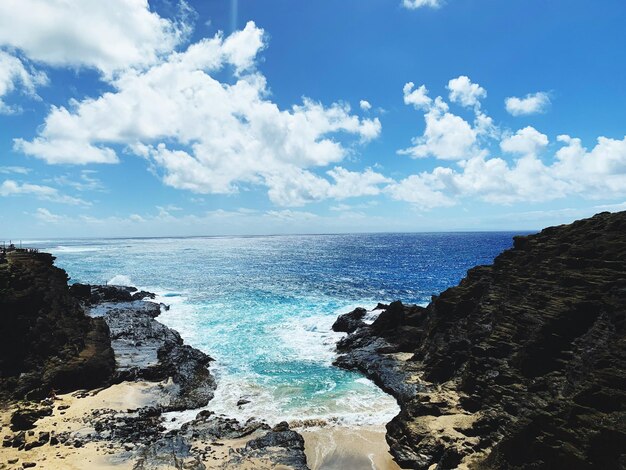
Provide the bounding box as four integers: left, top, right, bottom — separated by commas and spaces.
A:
84, 294, 216, 411
335, 211, 626, 469
0, 252, 115, 401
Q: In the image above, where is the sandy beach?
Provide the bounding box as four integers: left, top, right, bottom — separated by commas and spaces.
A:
3, 381, 402, 469
0, 382, 164, 469
302, 426, 401, 470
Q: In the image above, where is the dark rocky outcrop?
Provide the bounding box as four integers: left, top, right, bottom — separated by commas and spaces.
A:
334, 211, 626, 469
0, 252, 115, 401
332, 307, 367, 333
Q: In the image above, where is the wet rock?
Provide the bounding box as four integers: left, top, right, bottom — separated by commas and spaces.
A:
331, 307, 367, 333
85, 288, 216, 411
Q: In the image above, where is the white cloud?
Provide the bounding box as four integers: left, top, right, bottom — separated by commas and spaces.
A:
505, 92, 551, 116
16, 22, 381, 206
0, 0, 188, 77
34, 208, 64, 223
403, 82, 432, 110
360, 100, 372, 111
399, 99, 479, 160
447, 76, 486, 108
500, 126, 549, 156
52, 171, 105, 192
392, 134, 626, 208
264, 166, 391, 206
400, 77, 494, 160
266, 209, 318, 221
386, 174, 455, 209
0, 166, 30, 174
402, 0, 443, 9
0, 179, 89, 205
0, 51, 47, 113
396, 77, 626, 209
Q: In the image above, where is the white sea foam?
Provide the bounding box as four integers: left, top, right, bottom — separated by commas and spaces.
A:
107, 274, 134, 286
277, 303, 376, 364
127, 289, 400, 430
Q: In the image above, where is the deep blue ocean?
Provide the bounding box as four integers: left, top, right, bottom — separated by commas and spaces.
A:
29, 232, 519, 426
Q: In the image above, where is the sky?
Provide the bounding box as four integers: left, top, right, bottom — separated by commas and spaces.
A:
1, 0, 625, 238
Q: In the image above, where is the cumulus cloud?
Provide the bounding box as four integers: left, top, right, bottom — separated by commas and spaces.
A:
0, 51, 47, 113
0, 0, 188, 77
15, 22, 381, 206
0, 179, 89, 205
500, 126, 549, 156
400, 105, 478, 160
403, 82, 432, 110
391, 135, 626, 207
360, 100, 372, 111
400, 77, 494, 160
402, 0, 443, 9
264, 166, 390, 206
395, 77, 626, 209
505, 92, 551, 116
447, 76, 486, 109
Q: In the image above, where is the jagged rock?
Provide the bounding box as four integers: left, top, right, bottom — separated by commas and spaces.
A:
86, 291, 216, 411
0, 253, 115, 400
332, 307, 367, 333
335, 211, 626, 469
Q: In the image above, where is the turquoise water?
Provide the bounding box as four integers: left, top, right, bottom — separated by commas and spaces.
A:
29, 232, 517, 425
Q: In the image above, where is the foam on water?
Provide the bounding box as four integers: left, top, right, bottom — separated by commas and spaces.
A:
107, 274, 134, 286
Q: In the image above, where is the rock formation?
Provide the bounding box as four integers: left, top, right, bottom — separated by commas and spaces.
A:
335, 211, 626, 469
0, 252, 115, 400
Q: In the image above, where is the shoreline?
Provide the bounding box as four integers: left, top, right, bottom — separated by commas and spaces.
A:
1, 252, 402, 469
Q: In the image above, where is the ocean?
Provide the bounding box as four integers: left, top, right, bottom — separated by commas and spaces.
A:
28, 232, 518, 427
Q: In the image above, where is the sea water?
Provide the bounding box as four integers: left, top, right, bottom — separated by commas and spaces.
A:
29, 232, 517, 427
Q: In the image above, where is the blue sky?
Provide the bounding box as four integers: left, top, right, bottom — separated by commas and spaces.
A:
1, 0, 625, 238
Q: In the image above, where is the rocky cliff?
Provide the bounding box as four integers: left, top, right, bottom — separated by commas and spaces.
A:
0, 252, 115, 400
334, 211, 626, 469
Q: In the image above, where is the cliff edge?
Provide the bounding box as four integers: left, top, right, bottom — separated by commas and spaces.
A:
0, 252, 115, 400
335, 211, 626, 469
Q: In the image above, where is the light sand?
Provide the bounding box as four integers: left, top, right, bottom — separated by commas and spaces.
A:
0, 381, 169, 469
301, 426, 401, 470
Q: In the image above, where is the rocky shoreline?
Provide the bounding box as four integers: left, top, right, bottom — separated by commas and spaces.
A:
332, 211, 626, 469
3, 210, 625, 469
0, 252, 309, 469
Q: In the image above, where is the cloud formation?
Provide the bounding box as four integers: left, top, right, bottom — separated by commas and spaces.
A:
393, 79, 626, 208
400, 77, 494, 160
15, 22, 381, 206
505, 92, 551, 116
447, 76, 486, 109
0, 0, 188, 77
0, 51, 47, 113
0, 179, 88, 205
402, 0, 443, 9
